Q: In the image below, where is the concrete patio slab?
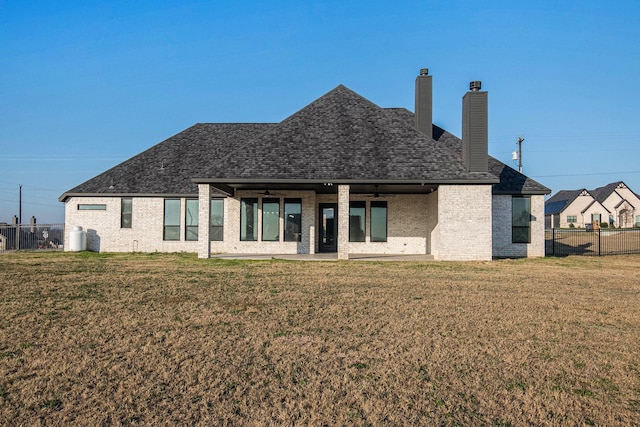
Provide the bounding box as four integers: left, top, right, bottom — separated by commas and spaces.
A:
210, 253, 435, 261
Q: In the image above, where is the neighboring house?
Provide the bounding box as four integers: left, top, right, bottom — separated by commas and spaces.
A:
60, 69, 550, 260
545, 181, 640, 228
591, 182, 640, 228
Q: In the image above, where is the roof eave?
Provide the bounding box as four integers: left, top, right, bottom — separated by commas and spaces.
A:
493, 189, 551, 196
191, 177, 501, 185
59, 191, 203, 202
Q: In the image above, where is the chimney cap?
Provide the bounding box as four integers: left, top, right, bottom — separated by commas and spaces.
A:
419, 68, 429, 76
470, 81, 482, 91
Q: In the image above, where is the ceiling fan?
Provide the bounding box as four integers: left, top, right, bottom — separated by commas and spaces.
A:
255, 188, 277, 196
365, 185, 381, 198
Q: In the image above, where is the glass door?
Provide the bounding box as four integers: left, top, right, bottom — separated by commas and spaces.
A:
319, 204, 337, 252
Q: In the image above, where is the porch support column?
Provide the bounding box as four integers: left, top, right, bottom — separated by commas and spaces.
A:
198, 183, 211, 259
337, 184, 350, 260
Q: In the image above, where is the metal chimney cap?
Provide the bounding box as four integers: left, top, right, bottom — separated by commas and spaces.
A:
470, 81, 482, 91
420, 68, 429, 76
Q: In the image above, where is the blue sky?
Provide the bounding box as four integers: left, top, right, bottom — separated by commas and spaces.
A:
2, 0, 640, 223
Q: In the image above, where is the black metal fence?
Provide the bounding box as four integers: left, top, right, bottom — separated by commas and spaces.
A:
546, 228, 640, 257
0, 224, 65, 253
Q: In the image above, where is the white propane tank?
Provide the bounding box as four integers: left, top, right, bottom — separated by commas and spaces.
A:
69, 226, 87, 251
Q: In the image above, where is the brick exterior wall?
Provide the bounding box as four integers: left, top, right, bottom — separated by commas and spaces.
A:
211, 190, 317, 255
492, 194, 545, 258
434, 185, 493, 260
197, 184, 211, 258
64, 196, 199, 252
337, 185, 350, 260
346, 193, 435, 255
65, 188, 545, 260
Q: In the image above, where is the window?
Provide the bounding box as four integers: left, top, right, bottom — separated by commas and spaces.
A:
284, 199, 302, 242
262, 198, 280, 241
349, 201, 366, 242
78, 204, 106, 210
121, 198, 132, 228
566, 215, 577, 224
636, 216, 640, 227
163, 199, 181, 241
370, 201, 388, 242
210, 199, 224, 241
240, 198, 258, 241
512, 196, 531, 243
185, 199, 199, 241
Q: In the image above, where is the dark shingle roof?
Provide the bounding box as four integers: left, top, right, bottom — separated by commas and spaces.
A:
386, 107, 550, 195
544, 189, 587, 215
590, 181, 625, 204
430, 125, 550, 195
60, 123, 274, 199
194, 85, 496, 182
61, 84, 549, 200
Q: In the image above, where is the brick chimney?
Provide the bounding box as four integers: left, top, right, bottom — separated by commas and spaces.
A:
415, 68, 432, 138
462, 81, 488, 172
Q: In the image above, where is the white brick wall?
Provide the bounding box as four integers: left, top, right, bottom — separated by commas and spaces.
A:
346, 194, 434, 255
337, 185, 350, 260
209, 190, 317, 255
64, 196, 199, 252
492, 194, 545, 258
65, 188, 544, 260
434, 185, 493, 260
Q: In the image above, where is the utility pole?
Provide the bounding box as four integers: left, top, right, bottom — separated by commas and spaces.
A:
516, 136, 524, 173
19, 184, 22, 226
17, 184, 22, 250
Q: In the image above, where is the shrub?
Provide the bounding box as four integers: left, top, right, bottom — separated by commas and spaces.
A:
600, 222, 608, 229
569, 223, 575, 228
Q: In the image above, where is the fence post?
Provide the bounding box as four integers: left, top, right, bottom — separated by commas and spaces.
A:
552, 228, 555, 257
598, 228, 601, 256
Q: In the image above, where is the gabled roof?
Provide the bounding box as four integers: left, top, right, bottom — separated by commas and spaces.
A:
590, 181, 626, 204
581, 199, 610, 215
61, 84, 550, 201
614, 198, 635, 210
544, 189, 590, 215
547, 181, 640, 216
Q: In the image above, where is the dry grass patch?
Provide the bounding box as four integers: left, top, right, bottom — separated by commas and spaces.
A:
1, 252, 639, 425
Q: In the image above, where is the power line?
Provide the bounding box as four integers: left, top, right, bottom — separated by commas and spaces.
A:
532, 170, 640, 178
0, 198, 62, 208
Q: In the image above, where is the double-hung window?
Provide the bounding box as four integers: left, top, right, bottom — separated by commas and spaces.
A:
185, 199, 199, 241
284, 199, 302, 242
262, 199, 280, 241
370, 201, 387, 242
349, 201, 366, 242
121, 198, 132, 228
512, 196, 531, 243
163, 199, 181, 241
240, 198, 258, 241
210, 199, 224, 241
